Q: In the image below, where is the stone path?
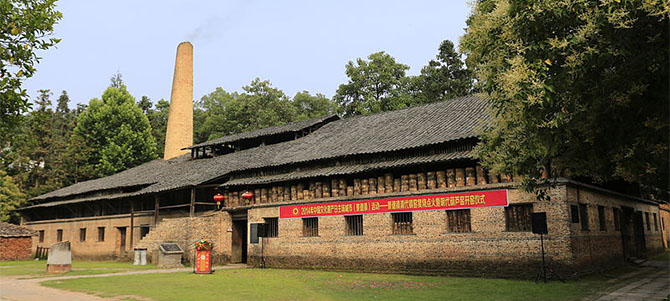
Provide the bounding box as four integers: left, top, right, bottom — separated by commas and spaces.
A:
0, 264, 246, 301
596, 261, 670, 301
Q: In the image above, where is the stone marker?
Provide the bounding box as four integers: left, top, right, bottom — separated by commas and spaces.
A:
46, 241, 71, 274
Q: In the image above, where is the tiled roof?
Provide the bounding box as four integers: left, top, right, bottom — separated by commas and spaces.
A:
27, 95, 490, 204
0, 222, 37, 237
186, 114, 340, 149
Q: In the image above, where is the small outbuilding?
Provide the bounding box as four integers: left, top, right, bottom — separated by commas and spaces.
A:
0, 222, 37, 261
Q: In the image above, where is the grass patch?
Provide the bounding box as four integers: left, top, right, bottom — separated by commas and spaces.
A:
42, 267, 638, 300
0, 260, 156, 278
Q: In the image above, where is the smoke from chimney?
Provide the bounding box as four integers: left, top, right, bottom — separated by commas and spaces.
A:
163, 42, 194, 160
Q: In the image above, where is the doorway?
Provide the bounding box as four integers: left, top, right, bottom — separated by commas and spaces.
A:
117, 227, 127, 256
231, 211, 248, 263
620, 207, 646, 259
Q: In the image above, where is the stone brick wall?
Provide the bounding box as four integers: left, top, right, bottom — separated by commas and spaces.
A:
135, 212, 229, 265
565, 185, 663, 271
0, 237, 33, 261
660, 204, 670, 249
241, 182, 663, 278
23, 213, 154, 260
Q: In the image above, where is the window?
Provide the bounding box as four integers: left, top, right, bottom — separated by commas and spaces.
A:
570, 205, 579, 223
79, 228, 86, 242
598, 206, 606, 231
505, 204, 533, 232
264, 218, 278, 238
140, 226, 150, 239
579, 204, 589, 231
653, 213, 658, 231
56, 229, 63, 242
645, 212, 651, 230
392, 212, 413, 234
447, 209, 471, 233
345, 215, 363, 236
38, 230, 44, 243
97, 227, 105, 242
613, 208, 621, 231
302, 217, 318, 237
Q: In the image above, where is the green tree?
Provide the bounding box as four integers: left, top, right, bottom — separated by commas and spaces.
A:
72, 84, 157, 178
415, 39, 473, 103
109, 71, 123, 88
146, 99, 169, 158
334, 51, 413, 116
0, 168, 25, 223
461, 0, 669, 199
0, 0, 61, 140
195, 79, 299, 143
137, 95, 152, 114
7, 89, 70, 197
292, 91, 338, 120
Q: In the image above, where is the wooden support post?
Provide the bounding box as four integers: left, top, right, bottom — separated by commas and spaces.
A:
130, 201, 134, 249
189, 187, 195, 217
154, 195, 159, 226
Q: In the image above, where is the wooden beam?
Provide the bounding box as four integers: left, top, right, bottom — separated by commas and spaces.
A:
189, 187, 196, 217
154, 195, 159, 226
129, 201, 134, 249
194, 202, 217, 206
158, 204, 191, 210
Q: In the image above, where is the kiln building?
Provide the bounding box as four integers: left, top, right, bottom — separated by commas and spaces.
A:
17, 42, 664, 277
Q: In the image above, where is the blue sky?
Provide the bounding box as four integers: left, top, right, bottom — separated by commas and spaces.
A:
24, 1, 472, 108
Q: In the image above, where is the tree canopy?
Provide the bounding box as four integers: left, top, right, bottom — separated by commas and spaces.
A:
195, 79, 338, 143
71, 85, 157, 178
334, 51, 413, 116
0, 0, 61, 140
461, 0, 669, 199
415, 39, 474, 103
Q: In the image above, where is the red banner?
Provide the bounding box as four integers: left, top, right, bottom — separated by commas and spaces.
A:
279, 189, 508, 218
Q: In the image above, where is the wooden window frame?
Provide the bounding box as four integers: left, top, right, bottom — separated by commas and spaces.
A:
97, 227, 105, 242
446, 209, 472, 233
505, 204, 533, 232
645, 212, 651, 230
392, 212, 413, 235
38, 230, 44, 243
579, 204, 589, 231
653, 213, 658, 231
79, 228, 86, 242
264, 217, 279, 238
570, 205, 579, 223
56, 229, 63, 242
302, 217, 318, 237
613, 208, 621, 231
345, 215, 363, 236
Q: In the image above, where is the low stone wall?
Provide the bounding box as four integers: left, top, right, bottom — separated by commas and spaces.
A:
0, 237, 33, 261
135, 212, 230, 265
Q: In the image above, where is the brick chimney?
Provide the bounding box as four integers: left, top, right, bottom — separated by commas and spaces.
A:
163, 42, 193, 160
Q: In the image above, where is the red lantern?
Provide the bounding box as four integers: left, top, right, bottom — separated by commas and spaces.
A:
213, 193, 226, 206
241, 191, 254, 200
